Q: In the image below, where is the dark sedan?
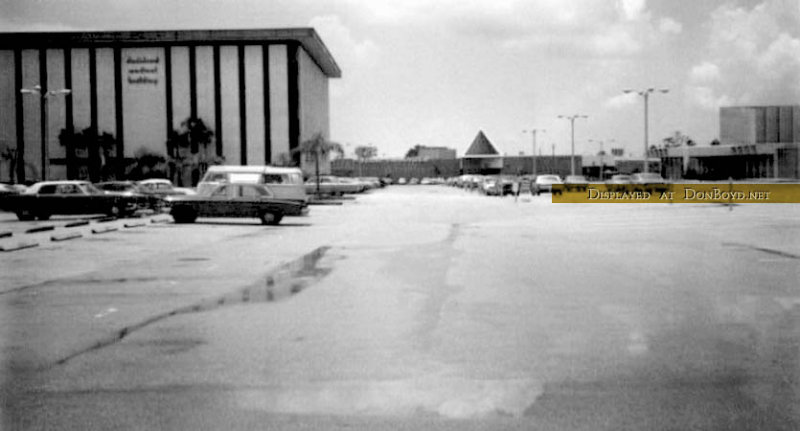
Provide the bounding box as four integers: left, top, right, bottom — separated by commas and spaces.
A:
3, 180, 149, 220
164, 183, 305, 225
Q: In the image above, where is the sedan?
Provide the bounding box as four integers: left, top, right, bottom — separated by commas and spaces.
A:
532, 175, 564, 195
606, 174, 634, 192
631, 173, 670, 193
165, 183, 305, 225
4, 180, 149, 220
564, 175, 589, 192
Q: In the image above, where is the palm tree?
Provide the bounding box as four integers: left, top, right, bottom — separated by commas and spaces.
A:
293, 133, 343, 197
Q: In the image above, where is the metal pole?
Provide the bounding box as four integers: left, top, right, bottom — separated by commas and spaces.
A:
570, 118, 575, 175
643, 92, 649, 174
41, 93, 48, 181
532, 131, 537, 177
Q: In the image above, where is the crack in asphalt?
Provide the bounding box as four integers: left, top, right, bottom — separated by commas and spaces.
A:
46, 246, 333, 369
722, 242, 800, 260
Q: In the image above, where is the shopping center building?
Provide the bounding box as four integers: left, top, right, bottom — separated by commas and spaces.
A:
0, 28, 340, 183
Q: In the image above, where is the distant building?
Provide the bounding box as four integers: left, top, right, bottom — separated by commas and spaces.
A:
720, 106, 800, 145
0, 28, 340, 183
655, 105, 800, 180
461, 130, 502, 174
414, 146, 456, 161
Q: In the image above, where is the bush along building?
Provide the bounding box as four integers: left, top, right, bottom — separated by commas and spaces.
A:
0, 28, 340, 184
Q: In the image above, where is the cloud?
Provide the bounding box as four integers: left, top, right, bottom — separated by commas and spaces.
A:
689, 62, 721, 84
688, 0, 800, 108
619, 0, 648, 21
605, 92, 639, 109
658, 17, 682, 34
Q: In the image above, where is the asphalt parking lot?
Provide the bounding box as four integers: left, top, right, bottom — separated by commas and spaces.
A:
2, 186, 800, 430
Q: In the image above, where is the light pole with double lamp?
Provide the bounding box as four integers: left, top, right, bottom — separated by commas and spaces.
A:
522, 128, 545, 177
20, 85, 72, 181
588, 139, 614, 180
623, 88, 668, 174
557, 115, 587, 176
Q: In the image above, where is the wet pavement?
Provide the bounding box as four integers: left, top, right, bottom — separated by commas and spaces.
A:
2, 186, 800, 430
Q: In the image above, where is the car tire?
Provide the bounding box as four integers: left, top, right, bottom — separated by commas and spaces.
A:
260, 212, 283, 225
107, 204, 123, 218
172, 207, 197, 223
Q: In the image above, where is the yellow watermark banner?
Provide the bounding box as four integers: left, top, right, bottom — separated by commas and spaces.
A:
552, 183, 800, 203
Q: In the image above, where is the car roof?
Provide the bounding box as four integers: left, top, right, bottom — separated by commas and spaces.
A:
205, 165, 302, 174
138, 178, 171, 184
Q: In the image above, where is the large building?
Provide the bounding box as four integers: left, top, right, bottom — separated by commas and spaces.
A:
655, 105, 800, 180
0, 28, 340, 183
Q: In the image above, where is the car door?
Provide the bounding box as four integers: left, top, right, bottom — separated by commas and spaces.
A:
200, 185, 230, 217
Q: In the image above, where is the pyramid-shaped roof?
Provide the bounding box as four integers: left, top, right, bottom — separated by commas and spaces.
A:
465, 130, 500, 156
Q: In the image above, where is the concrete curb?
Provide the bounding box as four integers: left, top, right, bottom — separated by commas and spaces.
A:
64, 221, 90, 228
0, 240, 39, 252
25, 226, 56, 234
91, 226, 118, 234
51, 232, 83, 242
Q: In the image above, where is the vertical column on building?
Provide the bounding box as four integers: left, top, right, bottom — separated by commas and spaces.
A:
64, 47, 75, 179
113, 45, 124, 178
238, 44, 247, 165
164, 46, 174, 157
262, 43, 271, 165
14, 49, 24, 183
88, 48, 100, 182
213, 45, 223, 157
38, 49, 48, 180
287, 43, 300, 166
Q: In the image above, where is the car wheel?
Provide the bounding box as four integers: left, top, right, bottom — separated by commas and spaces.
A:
260, 212, 283, 225
16, 210, 35, 221
171, 208, 197, 223
107, 204, 123, 218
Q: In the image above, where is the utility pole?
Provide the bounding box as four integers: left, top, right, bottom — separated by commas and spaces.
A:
523, 129, 545, 177
623, 88, 669, 173
558, 115, 588, 176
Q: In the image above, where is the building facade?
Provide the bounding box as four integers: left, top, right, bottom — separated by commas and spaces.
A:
415, 146, 456, 161
0, 28, 340, 183
654, 105, 800, 180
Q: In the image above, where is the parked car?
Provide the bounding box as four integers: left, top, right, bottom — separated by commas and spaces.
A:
165, 183, 305, 225
606, 174, 634, 192
480, 177, 502, 196
532, 175, 563, 195
137, 178, 196, 196
198, 165, 307, 204
0, 183, 22, 197
397, 177, 407, 185
563, 175, 589, 192
305, 176, 364, 196
631, 173, 670, 193
4, 180, 149, 220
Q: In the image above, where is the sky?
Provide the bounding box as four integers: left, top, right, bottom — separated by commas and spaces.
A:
2, 0, 799, 158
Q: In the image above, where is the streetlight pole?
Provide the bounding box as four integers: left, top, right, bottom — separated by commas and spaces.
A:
558, 115, 587, 176
623, 88, 668, 173
20, 85, 71, 181
522, 129, 545, 177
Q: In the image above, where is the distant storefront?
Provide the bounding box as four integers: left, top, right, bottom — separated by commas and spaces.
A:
0, 28, 340, 183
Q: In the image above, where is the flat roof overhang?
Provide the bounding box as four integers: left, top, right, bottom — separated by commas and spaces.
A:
0, 27, 341, 78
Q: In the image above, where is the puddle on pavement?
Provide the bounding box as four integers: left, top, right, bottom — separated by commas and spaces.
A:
51, 246, 333, 367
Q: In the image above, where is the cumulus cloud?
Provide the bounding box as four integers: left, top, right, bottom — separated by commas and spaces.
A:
605, 92, 639, 109
689, 62, 721, 84
310, 15, 380, 70
658, 17, 682, 34
687, 0, 800, 109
